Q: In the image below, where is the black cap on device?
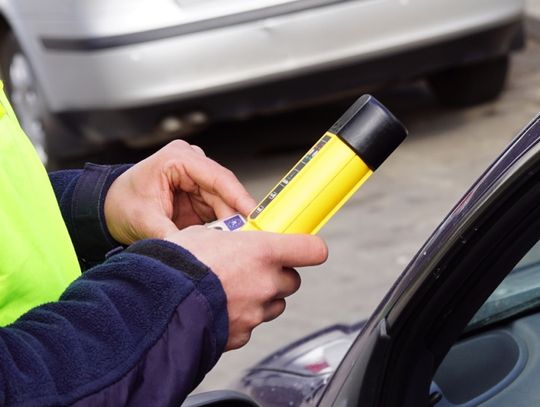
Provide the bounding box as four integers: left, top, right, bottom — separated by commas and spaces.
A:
329, 94, 408, 170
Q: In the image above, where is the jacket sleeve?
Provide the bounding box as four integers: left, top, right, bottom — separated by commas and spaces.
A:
0, 240, 228, 407
49, 164, 132, 268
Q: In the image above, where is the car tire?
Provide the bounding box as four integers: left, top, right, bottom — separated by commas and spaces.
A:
427, 56, 509, 108
0, 32, 86, 169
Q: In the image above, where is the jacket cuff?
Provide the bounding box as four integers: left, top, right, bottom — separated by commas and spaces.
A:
71, 163, 132, 267
125, 239, 229, 356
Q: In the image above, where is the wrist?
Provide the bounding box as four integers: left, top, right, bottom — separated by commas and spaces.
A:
72, 163, 132, 267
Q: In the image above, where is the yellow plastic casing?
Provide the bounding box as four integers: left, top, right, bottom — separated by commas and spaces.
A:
242, 132, 373, 234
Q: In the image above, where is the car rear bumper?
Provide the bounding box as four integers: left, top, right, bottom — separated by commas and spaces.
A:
27, 0, 525, 112
56, 19, 524, 145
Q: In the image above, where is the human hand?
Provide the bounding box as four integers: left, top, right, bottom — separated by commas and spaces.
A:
104, 140, 257, 245
166, 226, 328, 350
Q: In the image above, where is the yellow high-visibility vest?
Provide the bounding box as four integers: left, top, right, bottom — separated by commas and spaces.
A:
0, 83, 80, 325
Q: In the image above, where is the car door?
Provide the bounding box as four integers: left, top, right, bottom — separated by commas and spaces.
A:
318, 113, 540, 406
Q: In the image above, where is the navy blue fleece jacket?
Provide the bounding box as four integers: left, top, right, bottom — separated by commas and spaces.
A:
0, 164, 228, 406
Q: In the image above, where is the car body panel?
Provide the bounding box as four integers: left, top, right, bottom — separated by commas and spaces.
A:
0, 0, 525, 111
232, 323, 365, 406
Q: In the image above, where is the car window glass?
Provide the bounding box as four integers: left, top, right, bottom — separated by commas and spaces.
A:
514, 240, 540, 268
432, 237, 540, 407
466, 239, 540, 331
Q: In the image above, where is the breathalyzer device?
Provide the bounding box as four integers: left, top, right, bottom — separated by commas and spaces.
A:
208, 94, 407, 234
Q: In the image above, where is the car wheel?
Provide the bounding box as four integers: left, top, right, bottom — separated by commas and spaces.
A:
427, 56, 509, 108
0, 32, 84, 168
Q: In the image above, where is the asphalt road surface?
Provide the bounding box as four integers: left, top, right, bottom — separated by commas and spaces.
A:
190, 33, 540, 392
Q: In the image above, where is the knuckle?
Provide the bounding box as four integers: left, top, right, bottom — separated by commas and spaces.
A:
216, 166, 236, 183
262, 283, 279, 300
247, 308, 265, 328
228, 331, 251, 350
257, 243, 276, 266
219, 165, 234, 178
191, 144, 206, 156
168, 139, 190, 150
238, 331, 252, 348
159, 140, 192, 164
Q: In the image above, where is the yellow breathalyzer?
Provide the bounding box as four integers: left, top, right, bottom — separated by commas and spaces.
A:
243, 94, 407, 234
207, 95, 407, 234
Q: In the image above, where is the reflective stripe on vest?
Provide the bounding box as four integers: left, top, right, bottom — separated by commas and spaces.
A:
0, 83, 80, 325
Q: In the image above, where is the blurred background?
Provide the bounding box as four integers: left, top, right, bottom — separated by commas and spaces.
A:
1, 0, 539, 393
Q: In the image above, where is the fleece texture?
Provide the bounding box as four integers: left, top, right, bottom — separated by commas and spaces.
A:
0, 166, 229, 406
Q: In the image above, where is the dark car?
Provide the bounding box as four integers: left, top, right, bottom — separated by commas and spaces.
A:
181, 110, 540, 406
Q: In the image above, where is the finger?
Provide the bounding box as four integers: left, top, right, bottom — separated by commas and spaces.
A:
181, 154, 257, 215
225, 331, 252, 351
186, 190, 242, 223
199, 189, 241, 219
257, 233, 328, 268
186, 192, 218, 223
274, 267, 301, 299
263, 299, 286, 322
210, 201, 238, 220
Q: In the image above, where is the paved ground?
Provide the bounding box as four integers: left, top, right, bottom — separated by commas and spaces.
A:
193, 21, 540, 393
528, 0, 540, 18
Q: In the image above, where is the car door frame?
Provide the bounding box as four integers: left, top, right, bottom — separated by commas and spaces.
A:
317, 114, 540, 407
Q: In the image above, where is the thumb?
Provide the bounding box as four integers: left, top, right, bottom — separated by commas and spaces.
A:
143, 216, 180, 240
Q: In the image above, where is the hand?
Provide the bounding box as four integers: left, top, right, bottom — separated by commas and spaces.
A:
166, 226, 328, 350
104, 140, 257, 245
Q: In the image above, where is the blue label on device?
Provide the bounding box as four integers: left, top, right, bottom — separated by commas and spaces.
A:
223, 215, 246, 231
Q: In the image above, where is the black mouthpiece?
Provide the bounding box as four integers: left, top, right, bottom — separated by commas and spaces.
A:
329, 94, 408, 170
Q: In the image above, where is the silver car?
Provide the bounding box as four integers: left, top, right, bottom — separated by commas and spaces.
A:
0, 0, 526, 165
